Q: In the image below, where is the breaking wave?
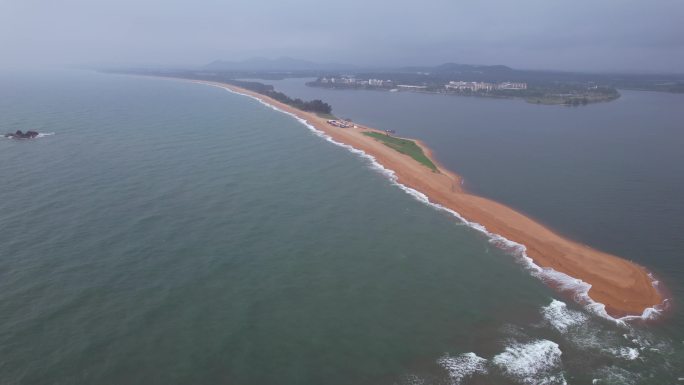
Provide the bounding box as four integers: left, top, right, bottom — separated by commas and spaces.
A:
541, 299, 589, 333
438, 352, 487, 384
609, 347, 640, 360
540, 299, 653, 361
437, 341, 566, 385
492, 340, 566, 385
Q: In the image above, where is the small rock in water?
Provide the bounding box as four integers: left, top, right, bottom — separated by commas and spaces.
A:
4, 130, 40, 139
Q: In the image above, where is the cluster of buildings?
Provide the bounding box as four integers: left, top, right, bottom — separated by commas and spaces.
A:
317, 77, 528, 93
445, 81, 527, 92
320, 77, 393, 87
326, 120, 354, 128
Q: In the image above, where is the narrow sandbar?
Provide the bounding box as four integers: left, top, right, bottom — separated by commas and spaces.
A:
192, 79, 664, 319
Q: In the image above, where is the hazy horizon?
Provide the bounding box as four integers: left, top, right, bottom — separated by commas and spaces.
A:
1, 0, 683, 73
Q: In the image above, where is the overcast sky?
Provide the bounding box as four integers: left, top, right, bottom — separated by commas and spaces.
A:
1, 0, 682, 72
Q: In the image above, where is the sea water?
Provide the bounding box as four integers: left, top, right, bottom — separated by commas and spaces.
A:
1, 70, 682, 384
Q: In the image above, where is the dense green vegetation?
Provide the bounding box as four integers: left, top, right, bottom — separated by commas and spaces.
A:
524, 86, 620, 105
363, 132, 438, 172
316, 112, 338, 120
225, 80, 332, 114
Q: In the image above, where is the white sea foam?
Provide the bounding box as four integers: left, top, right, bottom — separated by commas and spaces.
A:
541, 299, 589, 333
591, 366, 639, 385
438, 352, 487, 384
619, 329, 674, 358
1, 132, 54, 139
618, 275, 669, 322
609, 347, 640, 360
492, 340, 566, 385
198, 80, 665, 324
543, 304, 656, 362
399, 374, 426, 385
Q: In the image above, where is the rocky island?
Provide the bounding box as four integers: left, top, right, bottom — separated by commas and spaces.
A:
4, 130, 40, 139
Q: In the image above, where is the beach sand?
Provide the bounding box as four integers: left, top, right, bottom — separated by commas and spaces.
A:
192, 79, 663, 319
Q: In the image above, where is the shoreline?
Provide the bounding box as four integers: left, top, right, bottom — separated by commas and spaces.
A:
306, 83, 621, 106
163, 76, 665, 320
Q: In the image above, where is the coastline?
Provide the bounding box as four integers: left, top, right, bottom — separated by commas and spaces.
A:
169, 77, 664, 320
306, 83, 621, 106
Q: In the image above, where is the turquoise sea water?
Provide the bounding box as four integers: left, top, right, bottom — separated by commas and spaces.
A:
0, 71, 682, 384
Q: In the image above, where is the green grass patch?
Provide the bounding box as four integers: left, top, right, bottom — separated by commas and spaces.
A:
316, 113, 338, 120
363, 132, 438, 172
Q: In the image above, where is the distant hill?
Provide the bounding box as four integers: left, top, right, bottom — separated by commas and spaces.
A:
204, 57, 357, 72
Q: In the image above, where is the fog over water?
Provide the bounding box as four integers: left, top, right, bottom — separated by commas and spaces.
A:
1, 0, 683, 72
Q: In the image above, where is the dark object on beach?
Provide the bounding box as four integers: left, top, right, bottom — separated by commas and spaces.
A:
4, 130, 39, 139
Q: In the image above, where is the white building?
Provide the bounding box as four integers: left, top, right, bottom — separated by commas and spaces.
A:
496, 82, 527, 90
446, 80, 528, 91
397, 85, 428, 90
446, 81, 494, 92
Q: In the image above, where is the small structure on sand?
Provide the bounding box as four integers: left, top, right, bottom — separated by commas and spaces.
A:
326, 120, 353, 128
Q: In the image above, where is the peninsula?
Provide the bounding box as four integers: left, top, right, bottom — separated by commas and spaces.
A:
141, 74, 665, 319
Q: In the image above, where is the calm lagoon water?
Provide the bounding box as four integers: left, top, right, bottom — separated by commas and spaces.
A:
0, 71, 682, 384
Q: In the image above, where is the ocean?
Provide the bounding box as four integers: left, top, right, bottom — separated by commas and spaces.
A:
0, 70, 682, 384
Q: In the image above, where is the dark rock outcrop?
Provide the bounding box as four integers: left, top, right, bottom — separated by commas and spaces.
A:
4, 130, 39, 139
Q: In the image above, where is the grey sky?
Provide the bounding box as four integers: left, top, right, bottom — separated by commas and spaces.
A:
1, 0, 682, 72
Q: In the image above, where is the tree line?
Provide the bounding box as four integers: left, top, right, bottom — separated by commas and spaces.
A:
226, 80, 332, 114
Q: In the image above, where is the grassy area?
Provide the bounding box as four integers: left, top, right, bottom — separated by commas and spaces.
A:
316, 113, 338, 120
363, 132, 438, 172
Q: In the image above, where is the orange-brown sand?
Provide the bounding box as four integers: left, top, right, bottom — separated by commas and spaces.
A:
192, 79, 663, 318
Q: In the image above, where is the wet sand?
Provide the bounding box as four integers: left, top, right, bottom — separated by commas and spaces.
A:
192, 79, 663, 318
